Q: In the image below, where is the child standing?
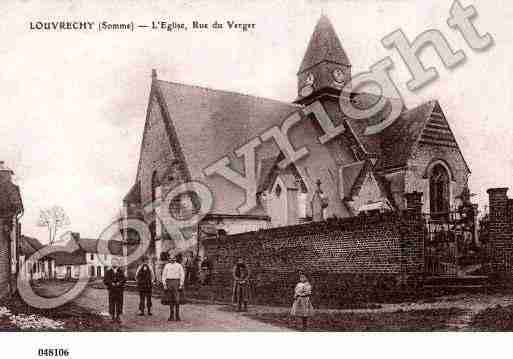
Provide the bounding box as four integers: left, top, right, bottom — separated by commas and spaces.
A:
290, 273, 314, 331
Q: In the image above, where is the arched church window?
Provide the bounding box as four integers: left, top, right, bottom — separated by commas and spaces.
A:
429, 164, 450, 219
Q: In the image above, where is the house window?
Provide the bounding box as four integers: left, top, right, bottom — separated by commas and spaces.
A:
89, 266, 95, 277
90, 254, 94, 261
97, 266, 102, 277
429, 164, 450, 219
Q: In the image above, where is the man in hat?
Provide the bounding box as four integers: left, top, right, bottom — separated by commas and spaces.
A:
103, 258, 126, 322
135, 256, 154, 316
161, 254, 185, 321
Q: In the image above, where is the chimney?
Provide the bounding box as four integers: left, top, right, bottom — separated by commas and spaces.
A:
487, 187, 508, 222
404, 191, 423, 215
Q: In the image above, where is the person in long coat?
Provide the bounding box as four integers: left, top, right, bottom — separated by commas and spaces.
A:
232, 258, 250, 311
103, 259, 126, 322
135, 256, 154, 316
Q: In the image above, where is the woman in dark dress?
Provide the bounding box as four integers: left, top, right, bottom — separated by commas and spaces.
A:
232, 258, 250, 312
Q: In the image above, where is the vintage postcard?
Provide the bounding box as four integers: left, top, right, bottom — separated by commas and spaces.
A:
0, 0, 512, 350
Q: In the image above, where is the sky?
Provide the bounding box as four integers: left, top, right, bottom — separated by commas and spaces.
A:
1, 0, 512, 242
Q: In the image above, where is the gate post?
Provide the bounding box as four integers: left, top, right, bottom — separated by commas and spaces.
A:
487, 187, 512, 277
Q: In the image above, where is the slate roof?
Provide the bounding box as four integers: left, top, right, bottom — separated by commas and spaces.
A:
123, 182, 140, 204
20, 235, 43, 256
19, 235, 88, 265
52, 251, 87, 266
340, 161, 365, 199
376, 101, 437, 171
257, 156, 279, 193
298, 14, 350, 73
342, 97, 466, 172
257, 153, 309, 194
76, 238, 125, 256
50, 238, 127, 266
153, 79, 301, 214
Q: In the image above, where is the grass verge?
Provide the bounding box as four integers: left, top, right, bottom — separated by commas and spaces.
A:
246, 307, 466, 331
470, 304, 513, 331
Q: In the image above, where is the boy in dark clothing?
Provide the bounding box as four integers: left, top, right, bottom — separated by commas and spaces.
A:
103, 259, 126, 322
135, 257, 154, 316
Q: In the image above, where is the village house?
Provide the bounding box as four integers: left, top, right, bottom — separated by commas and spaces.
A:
52, 250, 87, 280
18, 235, 56, 281
53, 231, 125, 280
122, 15, 471, 265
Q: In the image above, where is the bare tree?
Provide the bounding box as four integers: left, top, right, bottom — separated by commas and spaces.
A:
37, 205, 71, 244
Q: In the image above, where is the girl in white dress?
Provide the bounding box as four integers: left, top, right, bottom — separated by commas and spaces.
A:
290, 273, 314, 331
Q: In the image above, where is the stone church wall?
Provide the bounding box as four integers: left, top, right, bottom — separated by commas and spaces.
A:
407, 142, 470, 212
203, 209, 425, 306
138, 97, 180, 208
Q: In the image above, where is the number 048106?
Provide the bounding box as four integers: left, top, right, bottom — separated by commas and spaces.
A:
38, 349, 69, 357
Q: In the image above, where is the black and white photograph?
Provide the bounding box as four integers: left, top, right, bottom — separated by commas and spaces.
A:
0, 1, 512, 352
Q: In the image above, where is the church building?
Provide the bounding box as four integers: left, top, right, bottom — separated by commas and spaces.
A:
123, 15, 470, 261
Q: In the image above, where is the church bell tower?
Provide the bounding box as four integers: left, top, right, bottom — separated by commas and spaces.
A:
295, 15, 351, 105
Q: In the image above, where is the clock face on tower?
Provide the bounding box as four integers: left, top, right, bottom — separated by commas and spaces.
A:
305, 72, 315, 85
332, 68, 345, 84
300, 72, 315, 97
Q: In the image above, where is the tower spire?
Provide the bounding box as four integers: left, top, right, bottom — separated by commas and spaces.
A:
297, 15, 350, 74
295, 15, 351, 104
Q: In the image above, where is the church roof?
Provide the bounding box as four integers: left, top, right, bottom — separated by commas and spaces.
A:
153, 79, 300, 214
342, 93, 399, 156
123, 181, 140, 204
257, 156, 279, 193
342, 97, 467, 173
298, 15, 350, 74
340, 161, 365, 199
376, 101, 437, 170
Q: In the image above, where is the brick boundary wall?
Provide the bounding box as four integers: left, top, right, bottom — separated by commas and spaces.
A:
486, 188, 513, 282
203, 209, 425, 307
